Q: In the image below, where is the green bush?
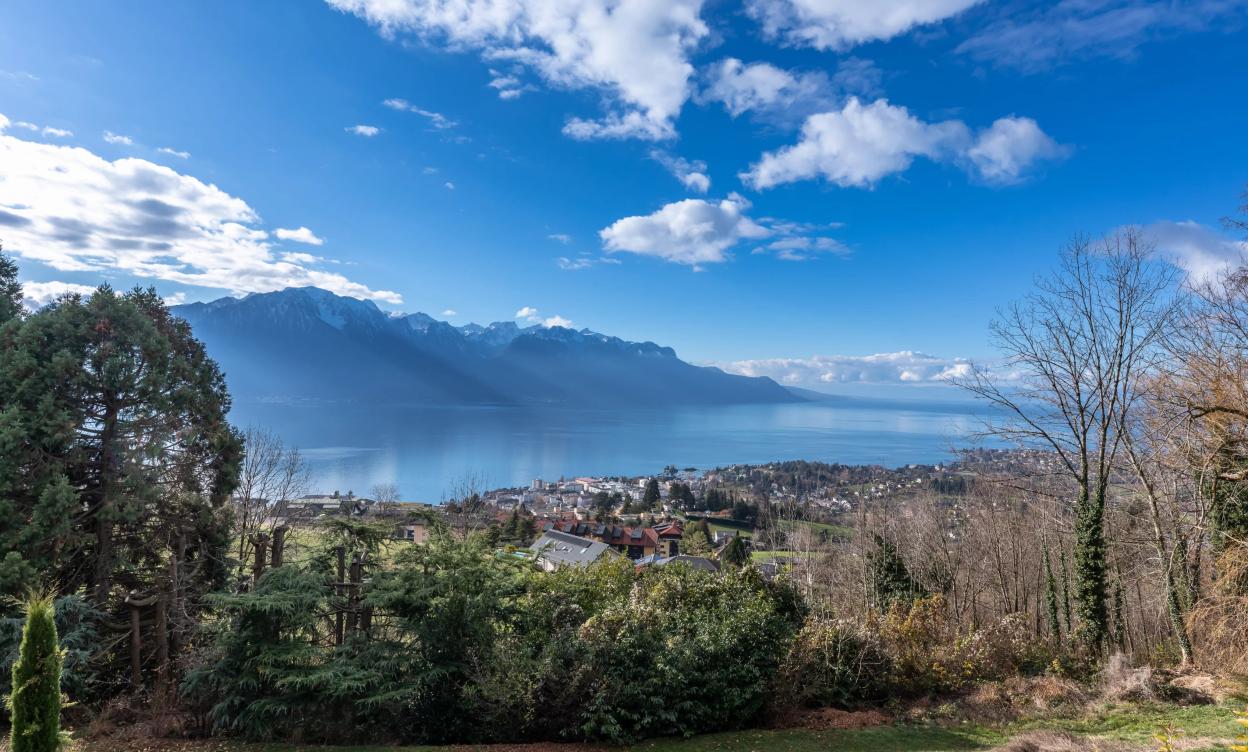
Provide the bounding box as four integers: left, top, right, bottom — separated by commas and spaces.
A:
8, 592, 64, 752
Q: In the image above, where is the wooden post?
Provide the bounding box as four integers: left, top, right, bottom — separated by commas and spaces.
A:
252, 533, 269, 584
271, 525, 288, 568
346, 553, 362, 635
154, 593, 170, 696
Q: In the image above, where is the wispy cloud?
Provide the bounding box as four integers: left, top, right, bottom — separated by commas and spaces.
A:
649, 150, 711, 193
157, 146, 190, 158
102, 130, 133, 145
383, 98, 457, 129
957, 0, 1248, 72
746, 0, 984, 50
346, 124, 381, 137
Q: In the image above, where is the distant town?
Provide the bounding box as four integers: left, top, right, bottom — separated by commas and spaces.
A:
258, 448, 1052, 573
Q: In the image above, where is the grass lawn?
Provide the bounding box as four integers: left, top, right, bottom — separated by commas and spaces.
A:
776, 518, 854, 540
124, 702, 1241, 752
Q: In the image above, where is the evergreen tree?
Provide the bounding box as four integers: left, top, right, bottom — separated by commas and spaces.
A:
1059, 547, 1073, 634
9, 592, 63, 752
643, 479, 661, 509
1043, 547, 1061, 638
0, 246, 21, 323
867, 534, 925, 608
720, 535, 749, 568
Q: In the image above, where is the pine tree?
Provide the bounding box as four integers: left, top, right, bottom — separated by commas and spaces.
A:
9, 592, 63, 752
1059, 547, 1073, 634
0, 246, 22, 323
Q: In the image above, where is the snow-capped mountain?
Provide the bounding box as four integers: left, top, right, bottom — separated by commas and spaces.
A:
172, 287, 799, 407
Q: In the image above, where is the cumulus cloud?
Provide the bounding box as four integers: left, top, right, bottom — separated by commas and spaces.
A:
0, 113, 401, 304
21, 280, 98, 309
542, 314, 574, 328
722, 351, 976, 386
327, 0, 709, 141
964, 117, 1069, 185
275, 226, 326, 245
649, 150, 710, 193
1144, 220, 1248, 284
157, 146, 190, 159
746, 0, 984, 50
957, 0, 1247, 72
383, 98, 458, 129
102, 130, 134, 145
742, 98, 1064, 189
600, 194, 769, 267
514, 305, 573, 327
347, 124, 381, 137
599, 194, 845, 267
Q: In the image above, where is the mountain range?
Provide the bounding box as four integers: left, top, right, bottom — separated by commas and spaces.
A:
171, 287, 800, 407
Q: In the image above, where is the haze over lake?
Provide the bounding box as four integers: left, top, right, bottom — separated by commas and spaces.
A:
233, 394, 999, 502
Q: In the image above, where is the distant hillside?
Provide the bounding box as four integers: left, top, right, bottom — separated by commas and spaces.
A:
172, 287, 801, 407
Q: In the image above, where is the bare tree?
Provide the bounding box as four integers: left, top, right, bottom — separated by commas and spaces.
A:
958, 231, 1176, 650
372, 482, 401, 515
234, 426, 311, 571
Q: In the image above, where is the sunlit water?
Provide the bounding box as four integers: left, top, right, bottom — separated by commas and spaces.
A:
231, 397, 1000, 502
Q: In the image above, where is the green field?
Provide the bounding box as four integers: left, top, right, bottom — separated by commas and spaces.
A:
124, 702, 1241, 752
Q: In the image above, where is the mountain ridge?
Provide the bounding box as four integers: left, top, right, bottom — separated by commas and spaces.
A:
172, 286, 801, 408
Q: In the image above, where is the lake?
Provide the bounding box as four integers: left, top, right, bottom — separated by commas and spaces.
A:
232, 396, 1000, 502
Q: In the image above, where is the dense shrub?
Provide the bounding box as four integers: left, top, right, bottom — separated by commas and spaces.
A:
773, 615, 888, 710
186, 534, 804, 745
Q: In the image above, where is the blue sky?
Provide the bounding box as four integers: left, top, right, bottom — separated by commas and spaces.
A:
0, 0, 1246, 388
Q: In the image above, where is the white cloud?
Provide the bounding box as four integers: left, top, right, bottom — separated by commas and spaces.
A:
746, 0, 984, 50
543, 315, 574, 328
164, 291, 188, 306
102, 130, 133, 145
487, 68, 535, 99
382, 98, 458, 129
743, 98, 1064, 189
1145, 220, 1248, 284
328, 0, 709, 141
275, 226, 326, 246
548, 233, 572, 244
444, 181, 455, 190
701, 58, 828, 118
21, 280, 97, 308
41, 127, 72, 138
515, 306, 539, 319
957, 0, 1245, 72
753, 235, 849, 261
556, 255, 618, 270
442, 308, 458, 316
347, 124, 381, 137
722, 351, 976, 386
599, 194, 846, 268
650, 150, 710, 193
422, 166, 439, 174
157, 146, 190, 159
12, 120, 37, 131
0, 113, 402, 305
600, 194, 769, 267
8, 121, 73, 138
965, 117, 1068, 185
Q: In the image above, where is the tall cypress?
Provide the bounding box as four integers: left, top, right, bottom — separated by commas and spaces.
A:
9, 593, 63, 752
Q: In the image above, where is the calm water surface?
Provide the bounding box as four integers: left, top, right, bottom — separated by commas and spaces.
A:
232, 397, 999, 502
